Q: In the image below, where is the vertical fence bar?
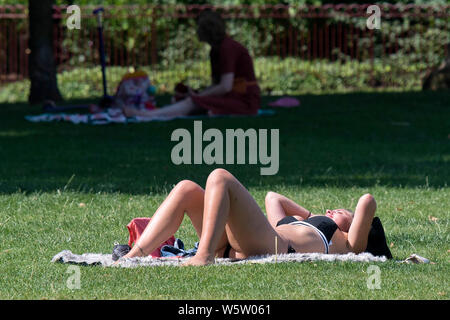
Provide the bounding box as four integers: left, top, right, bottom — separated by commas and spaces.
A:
52, 8, 58, 68
106, 26, 112, 70
18, 25, 24, 79
125, 30, 129, 67
91, 17, 97, 66
308, 26, 312, 60
113, 26, 118, 68
288, 24, 293, 57
356, 27, 360, 61
331, 24, 335, 61
0, 7, 3, 82
10, 19, 16, 79
349, 24, 354, 59
325, 22, 329, 59
300, 28, 304, 59
150, 7, 158, 65
370, 28, 375, 86
7, 18, 11, 77
24, 31, 29, 79
144, 24, 149, 66
132, 16, 138, 68
1, 14, 5, 80
313, 20, 317, 59
293, 28, 298, 58
338, 22, 342, 61
342, 25, 348, 58
164, 23, 170, 61
58, 18, 63, 68
121, 30, 125, 66
275, 22, 280, 58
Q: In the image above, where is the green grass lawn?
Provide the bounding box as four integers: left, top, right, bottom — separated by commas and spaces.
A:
0, 91, 449, 300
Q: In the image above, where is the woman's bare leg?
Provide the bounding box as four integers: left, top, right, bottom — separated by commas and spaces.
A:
183, 169, 288, 266
122, 180, 224, 259
123, 97, 200, 118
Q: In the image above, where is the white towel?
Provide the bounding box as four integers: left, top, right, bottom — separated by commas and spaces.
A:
51, 250, 387, 268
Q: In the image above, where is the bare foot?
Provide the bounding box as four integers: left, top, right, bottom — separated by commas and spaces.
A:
181, 254, 215, 266
112, 252, 131, 266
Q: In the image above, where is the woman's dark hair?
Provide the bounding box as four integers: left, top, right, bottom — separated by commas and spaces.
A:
196, 9, 226, 46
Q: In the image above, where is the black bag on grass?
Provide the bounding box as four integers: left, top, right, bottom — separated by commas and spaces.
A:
112, 244, 131, 261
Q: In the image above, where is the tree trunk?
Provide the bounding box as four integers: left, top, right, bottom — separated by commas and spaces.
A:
28, 0, 62, 104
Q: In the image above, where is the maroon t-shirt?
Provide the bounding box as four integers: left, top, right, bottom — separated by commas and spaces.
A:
191, 36, 260, 115
210, 35, 258, 85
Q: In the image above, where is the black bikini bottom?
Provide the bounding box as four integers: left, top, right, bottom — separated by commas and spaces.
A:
223, 243, 232, 258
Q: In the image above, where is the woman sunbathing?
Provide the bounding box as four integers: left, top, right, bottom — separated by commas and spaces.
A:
123, 9, 260, 119
119, 168, 378, 266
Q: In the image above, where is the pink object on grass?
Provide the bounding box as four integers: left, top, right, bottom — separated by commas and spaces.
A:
268, 97, 300, 107
126, 217, 175, 257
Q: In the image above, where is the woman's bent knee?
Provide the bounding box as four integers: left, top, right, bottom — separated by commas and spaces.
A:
206, 168, 234, 186
175, 180, 203, 195
264, 191, 279, 203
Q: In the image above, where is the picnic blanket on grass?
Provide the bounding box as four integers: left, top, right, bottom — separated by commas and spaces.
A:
25, 109, 275, 125
51, 250, 388, 268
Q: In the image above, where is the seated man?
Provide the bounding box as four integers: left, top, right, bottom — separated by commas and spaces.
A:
123, 10, 260, 119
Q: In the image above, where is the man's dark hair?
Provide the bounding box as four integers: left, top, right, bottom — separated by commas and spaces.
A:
196, 9, 226, 46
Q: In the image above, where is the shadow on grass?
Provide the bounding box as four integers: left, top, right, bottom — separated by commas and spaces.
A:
0, 90, 449, 194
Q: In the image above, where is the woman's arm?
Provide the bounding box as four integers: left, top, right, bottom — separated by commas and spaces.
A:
347, 193, 377, 253
264, 192, 312, 229
193, 73, 234, 97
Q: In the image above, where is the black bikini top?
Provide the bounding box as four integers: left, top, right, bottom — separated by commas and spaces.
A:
277, 215, 394, 259
276, 215, 338, 243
